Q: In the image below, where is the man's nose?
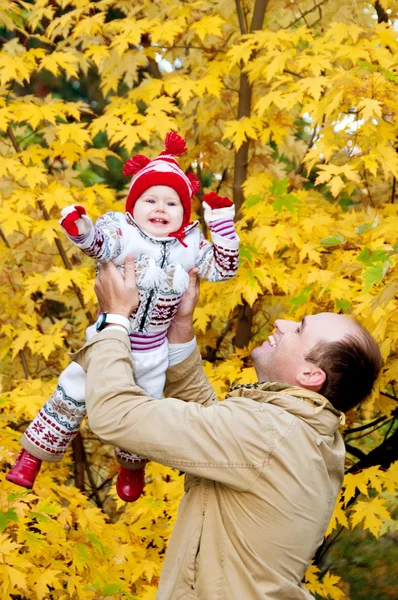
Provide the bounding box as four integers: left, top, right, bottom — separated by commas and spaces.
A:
274, 319, 298, 333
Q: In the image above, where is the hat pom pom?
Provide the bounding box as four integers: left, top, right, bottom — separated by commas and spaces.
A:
164, 132, 187, 157
123, 155, 151, 177
187, 171, 200, 195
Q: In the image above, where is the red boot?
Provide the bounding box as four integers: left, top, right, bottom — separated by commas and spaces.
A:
6, 449, 42, 489
116, 465, 145, 502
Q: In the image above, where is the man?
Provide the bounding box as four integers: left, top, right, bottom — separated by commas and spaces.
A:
72, 256, 381, 600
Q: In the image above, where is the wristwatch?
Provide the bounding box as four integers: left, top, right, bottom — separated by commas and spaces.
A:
96, 313, 131, 333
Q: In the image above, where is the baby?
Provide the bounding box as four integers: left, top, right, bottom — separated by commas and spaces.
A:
7, 133, 240, 502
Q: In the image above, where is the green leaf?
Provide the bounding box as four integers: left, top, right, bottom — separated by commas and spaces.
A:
270, 178, 289, 196
239, 244, 259, 263
338, 195, 361, 212
245, 194, 263, 208
363, 261, 390, 291
289, 285, 315, 311
357, 248, 389, 266
355, 218, 378, 235
36, 499, 61, 516
272, 193, 301, 214
320, 234, 346, 247
357, 60, 377, 72
102, 583, 122, 595
335, 298, 352, 311
7, 490, 30, 502
30, 511, 50, 523
86, 532, 109, 556
383, 69, 398, 84
0, 508, 18, 533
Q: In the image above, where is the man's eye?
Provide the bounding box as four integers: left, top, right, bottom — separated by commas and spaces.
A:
295, 327, 300, 334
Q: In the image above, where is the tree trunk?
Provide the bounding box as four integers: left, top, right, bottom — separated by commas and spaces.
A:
72, 433, 86, 491
233, 0, 269, 348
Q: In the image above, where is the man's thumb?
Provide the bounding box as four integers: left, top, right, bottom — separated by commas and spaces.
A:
188, 268, 199, 288
124, 255, 136, 283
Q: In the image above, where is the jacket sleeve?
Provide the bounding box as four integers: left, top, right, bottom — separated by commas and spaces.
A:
195, 203, 239, 281
71, 331, 265, 492
195, 231, 240, 281
164, 346, 218, 408
66, 211, 125, 262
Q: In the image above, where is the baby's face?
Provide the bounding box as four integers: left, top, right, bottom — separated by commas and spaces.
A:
133, 185, 184, 238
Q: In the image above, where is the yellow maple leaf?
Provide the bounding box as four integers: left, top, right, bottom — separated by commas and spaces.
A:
223, 117, 259, 151
13, 164, 48, 189
190, 15, 225, 41
328, 175, 345, 197
151, 19, 185, 45
242, 271, 263, 305
350, 497, 391, 537
380, 461, 398, 496
73, 12, 106, 39
194, 306, 212, 333
358, 98, 383, 122
321, 572, 345, 600
226, 42, 253, 67
325, 490, 349, 536
56, 123, 91, 147
40, 51, 80, 78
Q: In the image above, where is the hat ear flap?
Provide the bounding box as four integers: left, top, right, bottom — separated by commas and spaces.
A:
123, 155, 151, 177
187, 171, 200, 195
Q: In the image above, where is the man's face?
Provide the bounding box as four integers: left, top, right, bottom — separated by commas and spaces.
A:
133, 185, 184, 237
251, 312, 359, 389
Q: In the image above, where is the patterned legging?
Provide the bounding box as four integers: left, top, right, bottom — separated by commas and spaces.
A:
21, 331, 169, 469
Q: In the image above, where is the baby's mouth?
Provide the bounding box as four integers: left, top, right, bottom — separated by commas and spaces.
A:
150, 217, 168, 225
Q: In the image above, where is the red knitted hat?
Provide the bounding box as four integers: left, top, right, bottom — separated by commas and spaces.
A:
124, 133, 200, 236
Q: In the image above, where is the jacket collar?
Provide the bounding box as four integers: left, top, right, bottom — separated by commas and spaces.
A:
125, 213, 199, 244
227, 382, 344, 436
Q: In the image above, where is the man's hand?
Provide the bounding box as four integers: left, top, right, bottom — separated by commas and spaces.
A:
168, 268, 199, 344
95, 256, 139, 318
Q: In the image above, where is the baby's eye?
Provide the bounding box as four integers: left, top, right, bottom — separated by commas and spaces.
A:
145, 198, 156, 204
167, 201, 176, 206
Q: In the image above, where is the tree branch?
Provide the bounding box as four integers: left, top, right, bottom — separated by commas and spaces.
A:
347, 428, 398, 473
0, 226, 11, 248
345, 444, 366, 460
235, 0, 247, 35
285, 0, 329, 29
375, 0, 389, 23
381, 391, 398, 401
344, 415, 388, 434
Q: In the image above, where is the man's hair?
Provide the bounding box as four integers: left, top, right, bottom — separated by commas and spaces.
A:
305, 323, 382, 412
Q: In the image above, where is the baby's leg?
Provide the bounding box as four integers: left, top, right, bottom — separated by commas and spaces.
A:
114, 332, 168, 466
21, 361, 87, 462
114, 333, 169, 501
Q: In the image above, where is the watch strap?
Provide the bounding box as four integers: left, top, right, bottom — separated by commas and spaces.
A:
104, 313, 131, 331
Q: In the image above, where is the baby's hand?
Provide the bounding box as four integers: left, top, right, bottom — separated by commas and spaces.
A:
202, 192, 235, 224
60, 205, 93, 237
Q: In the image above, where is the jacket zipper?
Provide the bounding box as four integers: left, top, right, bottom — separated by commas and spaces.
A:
138, 242, 167, 332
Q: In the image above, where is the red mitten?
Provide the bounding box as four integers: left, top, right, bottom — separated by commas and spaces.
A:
203, 192, 233, 210
60, 205, 92, 237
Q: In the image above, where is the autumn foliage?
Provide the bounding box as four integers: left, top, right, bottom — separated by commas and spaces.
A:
0, 1, 397, 598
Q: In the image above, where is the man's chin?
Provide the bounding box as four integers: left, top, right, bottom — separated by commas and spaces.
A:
252, 341, 275, 358
251, 350, 272, 382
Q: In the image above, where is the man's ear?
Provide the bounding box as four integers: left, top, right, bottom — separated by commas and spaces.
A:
296, 365, 326, 391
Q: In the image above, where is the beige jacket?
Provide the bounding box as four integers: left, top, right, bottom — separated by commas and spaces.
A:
72, 330, 346, 600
